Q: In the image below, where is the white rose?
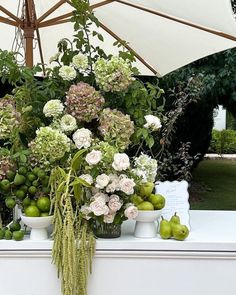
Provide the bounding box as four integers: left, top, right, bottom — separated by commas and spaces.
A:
103, 211, 116, 223
59, 65, 76, 81
108, 195, 122, 212
60, 114, 77, 133
73, 128, 92, 149
92, 192, 109, 203
112, 153, 130, 171
79, 174, 93, 185
124, 204, 138, 219
85, 150, 102, 165
119, 177, 136, 195
80, 205, 92, 220
144, 115, 162, 131
90, 200, 109, 216
71, 54, 88, 70
95, 174, 110, 189
106, 174, 120, 193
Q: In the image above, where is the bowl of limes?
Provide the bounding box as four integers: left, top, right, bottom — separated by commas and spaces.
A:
21, 196, 53, 240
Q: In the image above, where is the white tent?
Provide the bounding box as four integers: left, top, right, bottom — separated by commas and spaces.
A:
0, 0, 236, 75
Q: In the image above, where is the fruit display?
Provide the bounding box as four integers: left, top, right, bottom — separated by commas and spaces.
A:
131, 182, 165, 211
0, 164, 52, 217
0, 220, 24, 241
159, 213, 189, 241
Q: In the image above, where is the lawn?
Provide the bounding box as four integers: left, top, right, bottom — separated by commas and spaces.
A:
190, 159, 236, 210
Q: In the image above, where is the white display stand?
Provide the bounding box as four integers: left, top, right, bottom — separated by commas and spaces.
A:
1, 210, 236, 295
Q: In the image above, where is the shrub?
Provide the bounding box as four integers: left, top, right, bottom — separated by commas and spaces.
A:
209, 129, 236, 154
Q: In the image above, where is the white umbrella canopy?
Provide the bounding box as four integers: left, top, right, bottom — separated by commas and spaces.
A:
0, 0, 236, 76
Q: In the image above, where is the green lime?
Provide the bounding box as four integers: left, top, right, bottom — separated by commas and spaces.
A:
37, 170, 46, 179
32, 167, 40, 176
5, 229, 13, 240
0, 229, 4, 239
25, 205, 40, 217
15, 190, 25, 200
37, 196, 51, 212
40, 212, 50, 217
22, 197, 31, 207
28, 186, 37, 195
18, 167, 28, 175
10, 221, 21, 232
14, 173, 26, 186
0, 179, 11, 192
12, 230, 24, 241
27, 173, 36, 182
5, 197, 16, 209
32, 180, 39, 187
30, 200, 37, 206
6, 170, 15, 181
19, 185, 28, 193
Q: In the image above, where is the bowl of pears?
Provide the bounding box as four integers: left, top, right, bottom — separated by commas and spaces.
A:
131, 182, 165, 238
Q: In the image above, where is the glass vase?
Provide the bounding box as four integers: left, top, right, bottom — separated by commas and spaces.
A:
93, 222, 121, 238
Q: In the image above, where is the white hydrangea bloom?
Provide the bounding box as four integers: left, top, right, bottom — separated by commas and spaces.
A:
43, 99, 64, 118
60, 114, 77, 133
71, 54, 88, 70
144, 115, 162, 131
59, 65, 76, 81
133, 153, 157, 183
73, 128, 92, 149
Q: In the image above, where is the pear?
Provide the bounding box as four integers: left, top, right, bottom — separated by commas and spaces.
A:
170, 212, 180, 224
138, 182, 154, 198
172, 224, 189, 241
13, 173, 26, 186
130, 194, 143, 206
137, 201, 154, 211
149, 194, 165, 210
159, 216, 172, 239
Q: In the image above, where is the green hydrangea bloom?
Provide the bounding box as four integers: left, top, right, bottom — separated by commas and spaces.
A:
98, 108, 134, 151
94, 56, 134, 92
29, 127, 71, 169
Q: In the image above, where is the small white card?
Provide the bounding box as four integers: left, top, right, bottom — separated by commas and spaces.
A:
155, 180, 190, 229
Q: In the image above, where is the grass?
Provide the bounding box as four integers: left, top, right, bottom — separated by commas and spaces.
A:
190, 159, 236, 210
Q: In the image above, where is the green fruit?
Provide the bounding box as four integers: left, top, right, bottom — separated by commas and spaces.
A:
6, 170, 15, 181
5, 197, 16, 209
32, 167, 40, 176
41, 176, 49, 186
14, 173, 26, 186
12, 230, 24, 241
130, 194, 143, 206
27, 173, 37, 182
159, 216, 172, 239
0, 179, 11, 192
19, 185, 28, 193
22, 197, 31, 207
37, 197, 51, 212
5, 229, 13, 240
18, 167, 28, 175
10, 221, 21, 232
0, 229, 4, 239
30, 200, 37, 206
149, 194, 165, 210
15, 190, 25, 200
32, 180, 39, 187
139, 182, 154, 198
172, 224, 189, 241
170, 212, 181, 225
37, 170, 46, 179
137, 201, 154, 211
25, 180, 32, 187
25, 205, 40, 217
28, 186, 37, 195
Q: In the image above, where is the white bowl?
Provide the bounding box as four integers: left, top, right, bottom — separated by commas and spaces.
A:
21, 215, 53, 240
134, 210, 162, 238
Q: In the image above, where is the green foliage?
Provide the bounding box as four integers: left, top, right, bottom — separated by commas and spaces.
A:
209, 129, 236, 154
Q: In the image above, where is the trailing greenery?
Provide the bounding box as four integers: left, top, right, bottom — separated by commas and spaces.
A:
209, 129, 236, 154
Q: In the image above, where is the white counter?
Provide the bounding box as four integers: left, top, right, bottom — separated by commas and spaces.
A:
1, 210, 236, 295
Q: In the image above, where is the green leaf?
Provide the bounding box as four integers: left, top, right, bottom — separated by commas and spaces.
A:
73, 183, 82, 201
71, 149, 87, 171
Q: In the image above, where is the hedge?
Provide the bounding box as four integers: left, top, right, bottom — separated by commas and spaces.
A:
209, 129, 236, 154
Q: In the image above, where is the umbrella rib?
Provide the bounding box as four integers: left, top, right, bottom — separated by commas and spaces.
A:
38, 12, 73, 28
90, 0, 115, 10
99, 22, 157, 75
0, 16, 19, 27
0, 5, 22, 24
37, 0, 69, 24
114, 0, 236, 42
